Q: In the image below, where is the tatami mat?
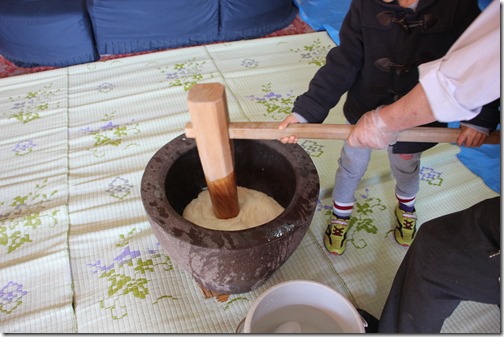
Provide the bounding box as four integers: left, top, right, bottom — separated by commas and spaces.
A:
0, 31, 499, 333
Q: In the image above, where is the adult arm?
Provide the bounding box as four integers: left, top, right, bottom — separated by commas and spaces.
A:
419, 0, 500, 122
347, 0, 500, 149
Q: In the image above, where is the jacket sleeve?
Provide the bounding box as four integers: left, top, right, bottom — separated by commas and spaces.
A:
292, 0, 364, 123
463, 98, 501, 131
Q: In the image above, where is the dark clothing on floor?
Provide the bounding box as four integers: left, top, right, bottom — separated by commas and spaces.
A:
378, 196, 501, 333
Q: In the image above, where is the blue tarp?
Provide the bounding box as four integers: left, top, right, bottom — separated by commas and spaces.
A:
458, 144, 501, 193
450, 122, 501, 194
294, 0, 494, 45
293, 0, 351, 45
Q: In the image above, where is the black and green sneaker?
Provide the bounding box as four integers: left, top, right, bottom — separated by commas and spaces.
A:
394, 204, 417, 246
324, 216, 349, 255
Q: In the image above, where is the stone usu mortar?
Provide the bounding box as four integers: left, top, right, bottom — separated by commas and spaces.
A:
141, 134, 319, 294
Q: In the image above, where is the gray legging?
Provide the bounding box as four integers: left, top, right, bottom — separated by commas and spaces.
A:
332, 141, 421, 204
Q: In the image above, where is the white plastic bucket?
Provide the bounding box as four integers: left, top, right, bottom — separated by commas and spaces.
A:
242, 280, 365, 333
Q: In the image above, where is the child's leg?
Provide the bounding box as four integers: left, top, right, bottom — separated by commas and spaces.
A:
388, 151, 421, 208
325, 142, 372, 255
388, 149, 422, 246
332, 141, 372, 215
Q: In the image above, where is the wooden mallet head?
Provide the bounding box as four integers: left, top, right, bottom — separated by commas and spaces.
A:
187, 83, 240, 219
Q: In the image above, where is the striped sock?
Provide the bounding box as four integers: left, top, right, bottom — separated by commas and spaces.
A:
332, 200, 354, 219
396, 194, 416, 212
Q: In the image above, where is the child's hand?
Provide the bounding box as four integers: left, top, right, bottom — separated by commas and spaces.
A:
278, 114, 300, 144
457, 125, 487, 147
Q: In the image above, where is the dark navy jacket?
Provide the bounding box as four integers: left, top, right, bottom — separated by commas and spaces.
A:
293, 0, 500, 153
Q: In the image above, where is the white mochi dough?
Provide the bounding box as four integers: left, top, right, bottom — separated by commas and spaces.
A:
183, 186, 284, 231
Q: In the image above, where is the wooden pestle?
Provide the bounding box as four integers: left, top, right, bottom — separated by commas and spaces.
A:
185, 121, 501, 144
187, 83, 240, 219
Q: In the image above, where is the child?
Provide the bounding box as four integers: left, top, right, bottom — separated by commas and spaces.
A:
279, 0, 500, 255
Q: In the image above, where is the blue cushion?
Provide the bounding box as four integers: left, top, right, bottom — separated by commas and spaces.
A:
0, 0, 98, 67
86, 0, 296, 55
219, 0, 297, 40
0, 0, 297, 65
87, 0, 220, 55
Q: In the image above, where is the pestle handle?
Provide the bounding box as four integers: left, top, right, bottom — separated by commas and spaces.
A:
187, 83, 240, 219
185, 122, 501, 144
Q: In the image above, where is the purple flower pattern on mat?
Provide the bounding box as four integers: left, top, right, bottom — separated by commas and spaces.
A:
290, 38, 332, 67
0, 281, 28, 314
6, 83, 61, 124
240, 58, 259, 68
87, 260, 115, 274
0, 178, 60, 254
12, 140, 36, 156
87, 228, 176, 320
159, 57, 215, 91
107, 177, 133, 200
97, 82, 115, 93
80, 112, 140, 158
246, 83, 296, 120
316, 199, 332, 212
420, 166, 443, 186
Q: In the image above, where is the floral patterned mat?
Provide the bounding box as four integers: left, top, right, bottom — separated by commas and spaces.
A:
0, 31, 499, 333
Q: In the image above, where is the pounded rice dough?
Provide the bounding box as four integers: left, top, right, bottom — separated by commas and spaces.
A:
183, 186, 284, 231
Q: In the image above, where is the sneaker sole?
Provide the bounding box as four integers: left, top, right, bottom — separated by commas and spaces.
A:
328, 250, 344, 256
324, 239, 346, 255
324, 241, 346, 255
395, 239, 411, 247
